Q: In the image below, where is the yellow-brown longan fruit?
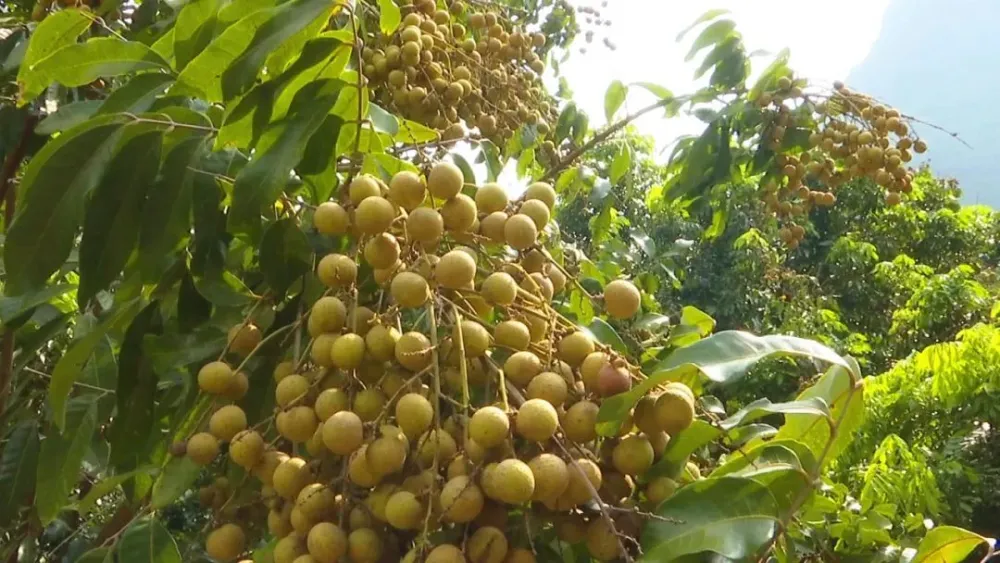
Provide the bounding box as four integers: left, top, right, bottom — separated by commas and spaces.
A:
505, 548, 536, 563
555, 514, 587, 544
654, 382, 696, 436
426, 545, 465, 563
565, 458, 602, 505
349, 174, 381, 205
524, 182, 556, 210
352, 388, 386, 422
209, 405, 247, 441
469, 406, 509, 448
364, 483, 398, 523
187, 432, 220, 465
363, 233, 400, 269
580, 351, 610, 393
612, 434, 654, 476
417, 429, 458, 466
385, 490, 424, 530
547, 267, 567, 294
562, 400, 599, 443
275, 374, 309, 408
476, 183, 509, 214
516, 398, 558, 442
273, 360, 296, 383
307, 522, 347, 563
274, 533, 307, 563
268, 506, 293, 538
309, 296, 346, 335
347, 528, 382, 563
518, 199, 550, 230
223, 370, 249, 401
229, 430, 265, 468
276, 406, 318, 443
604, 279, 640, 319
428, 161, 465, 199
406, 206, 443, 244
227, 323, 261, 357
391, 271, 429, 308
487, 459, 534, 504
198, 361, 235, 395
526, 372, 568, 407
296, 483, 336, 519
365, 324, 399, 362
366, 429, 408, 477
273, 457, 313, 500
481, 272, 517, 305
441, 193, 477, 232
348, 446, 380, 487
435, 249, 476, 289
310, 333, 337, 367
440, 475, 484, 522
468, 526, 509, 563
521, 273, 553, 302
454, 319, 490, 357
206, 523, 246, 562
389, 170, 426, 211
253, 450, 289, 486
314, 201, 349, 235
645, 476, 678, 506
586, 518, 621, 561
557, 331, 595, 367
633, 395, 659, 435
504, 351, 542, 387
395, 331, 432, 371
494, 320, 530, 350
480, 211, 508, 243
528, 453, 569, 501
322, 411, 363, 455
396, 393, 434, 440
355, 196, 395, 235
331, 333, 365, 369
317, 254, 357, 288
504, 213, 537, 250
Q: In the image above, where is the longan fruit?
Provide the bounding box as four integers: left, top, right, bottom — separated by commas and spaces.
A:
515, 398, 558, 442
276, 374, 310, 408
653, 382, 696, 435
198, 361, 235, 395
518, 199, 550, 230
396, 393, 434, 440
349, 174, 381, 205
347, 528, 383, 563
389, 170, 426, 211
436, 249, 476, 289
468, 526, 508, 563
273, 360, 296, 383
317, 254, 357, 287
187, 432, 220, 465
352, 388, 387, 422
355, 196, 395, 234
604, 279, 640, 319
611, 434, 654, 476
322, 411, 363, 455
547, 267, 567, 294
314, 201, 349, 235
528, 453, 569, 501
209, 405, 247, 441
395, 331, 432, 371
523, 182, 556, 210
309, 296, 346, 335
268, 507, 293, 539
480, 211, 508, 242
296, 483, 336, 519
276, 406, 318, 443
227, 323, 261, 356
229, 430, 264, 468
426, 544, 465, 563
330, 333, 365, 369
504, 214, 537, 250
363, 233, 401, 269
494, 319, 530, 350
481, 272, 517, 305
441, 193, 477, 232
526, 372, 568, 407
476, 183, 509, 214
440, 475, 484, 522
429, 161, 465, 199
365, 324, 400, 362
645, 476, 678, 506
348, 446, 380, 487
385, 491, 424, 530
505, 548, 536, 563
586, 519, 621, 561
274, 534, 307, 563
391, 271, 430, 308
503, 351, 542, 387
454, 319, 490, 357
597, 363, 631, 397
557, 331, 595, 367
366, 430, 408, 477
206, 523, 246, 562
253, 450, 289, 486
406, 206, 444, 244
562, 400, 599, 443
565, 458, 602, 505
273, 457, 313, 500
486, 459, 535, 505
307, 522, 347, 563
416, 429, 457, 466
469, 406, 509, 448
580, 351, 610, 393
521, 272, 553, 302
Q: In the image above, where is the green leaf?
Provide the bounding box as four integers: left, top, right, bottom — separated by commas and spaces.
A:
479, 140, 502, 182
97, 72, 175, 116
77, 467, 155, 516
150, 456, 202, 509
676, 8, 731, 42
378, 0, 401, 34
108, 302, 162, 471
117, 518, 182, 563
27, 39, 170, 97
3, 115, 127, 295
74, 548, 113, 563
175, 9, 274, 102
588, 318, 627, 354
369, 102, 399, 135
36, 399, 99, 525
603, 80, 627, 122
260, 218, 312, 294
220, 0, 337, 100
632, 82, 673, 100
229, 79, 343, 235
911, 526, 990, 563
683, 19, 736, 60
79, 131, 163, 306
36, 100, 102, 135
452, 153, 476, 185
17, 8, 92, 103
0, 283, 74, 327
174, 0, 220, 71
609, 142, 632, 184
394, 118, 439, 144
0, 420, 39, 527
680, 305, 715, 335
642, 476, 778, 560
775, 364, 864, 465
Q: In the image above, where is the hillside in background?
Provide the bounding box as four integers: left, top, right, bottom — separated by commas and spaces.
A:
848, 0, 1000, 207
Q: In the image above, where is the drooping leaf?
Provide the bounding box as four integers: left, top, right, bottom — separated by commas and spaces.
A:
588, 318, 627, 354
150, 456, 202, 509
680, 305, 715, 336
910, 526, 990, 563
260, 218, 312, 294
684, 19, 737, 61
369, 102, 399, 135
108, 302, 162, 472
35, 100, 102, 135
603, 80, 627, 122
78, 131, 163, 306
676, 8, 731, 42
97, 72, 175, 116
173, 0, 221, 70
0, 283, 74, 327
16, 8, 92, 103
452, 153, 476, 185
378, 0, 401, 35
775, 364, 864, 465
117, 518, 182, 563
26, 39, 170, 98
610, 142, 632, 184
632, 81, 673, 100
35, 399, 99, 525
77, 466, 155, 516
0, 420, 39, 527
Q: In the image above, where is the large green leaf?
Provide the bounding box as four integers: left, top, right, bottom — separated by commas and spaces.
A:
684, 19, 737, 61
36, 100, 102, 135
910, 526, 990, 563
150, 456, 201, 509
173, 0, 220, 70
775, 364, 864, 465
0, 420, 39, 527
603, 80, 627, 122
643, 476, 778, 561
117, 518, 182, 563
26, 39, 170, 96
74, 548, 112, 563
77, 466, 155, 516
36, 399, 99, 525
78, 131, 164, 306
260, 218, 312, 294
3, 115, 127, 295
587, 318, 627, 354
97, 72, 175, 116
175, 9, 274, 102
378, 0, 401, 34
108, 302, 162, 472
16, 8, 92, 103
0, 283, 74, 327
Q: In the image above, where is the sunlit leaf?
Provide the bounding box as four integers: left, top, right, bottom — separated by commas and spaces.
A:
603, 80, 627, 122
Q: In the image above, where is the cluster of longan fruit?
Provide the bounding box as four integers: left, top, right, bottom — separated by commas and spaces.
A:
175, 161, 702, 562
360, 0, 557, 147
756, 77, 929, 248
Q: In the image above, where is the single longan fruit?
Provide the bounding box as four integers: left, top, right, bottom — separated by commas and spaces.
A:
406, 206, 443, 244
480, 211, 508, 242
268, 507, 293, 538
389, 170, 426, 211
468, 526, 508, 563
349, 174, 381, 205
187, 432, 220, 465
417, 429, 458, 466
307, 522, 347, 563
454, 319, 490, 357
396, 393, 434, 440
314, 201, 349, 235
198, 361, 235, 395
481, 272, 517, 305
504, 214, 537, 250
296, 483, 336, 519
209, 405, 247, 441
645, 476, 678, 506
494, 320, 529, 351
276, 374, 310, 408
526, 372, 568, 407
426, 544, 466, 563
503, 351, 542, 387
604, 279, 640, 319
562, 400, 599, 443
224, 371, 249, 401
365, 324, 399, 362
309, 296, 346, 335
206, 523, 246, 562
395, 331, 432, 371
385, 490, 424, 530
276, 406, 318, 443
229, 430, 264, 468
440, 475, 484, 522
654, 382, 696, 435
390, 271, 429, 308
505, 548, 536, 563
487, 459, 535, 505
633, 395, 659, 435
313, 388, 349, 421
435, 250, 476, 289
597, 363, 631, 397
528, 453, 569, 501
346, 306, 375, 336
518, 199, 550, 230
524, 182, 556, 210
274, 534, 307, 563
441, 193, 477, 232
469, 406, 509, 448
273, 360, 296, 383
253, 450, 289, 486
355, 196, 395, 234
331, 333, 365, 369
348, 446, 380, 487
476, 183, 508, 214
317, 254, 357, 287
586, 519, 621, 561
352, 388, 386, 422
565, 458, 602, 505
347, 528, 382, 563
516, 399, 558, 442
363, 233, 400, 269
366, 431, 408, 477
612, 434, 654, 476
272, 457, 312, 500
429, 161, 465, 199
227, 323, 261, 357
557, 331, 595, 367
322, 411, 363, 455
